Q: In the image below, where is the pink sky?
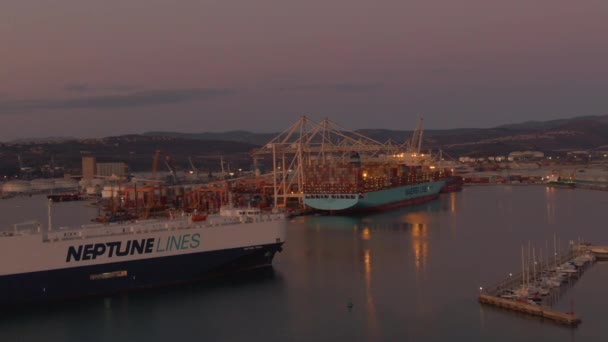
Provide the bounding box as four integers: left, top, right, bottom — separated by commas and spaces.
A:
1, 0, 607, 140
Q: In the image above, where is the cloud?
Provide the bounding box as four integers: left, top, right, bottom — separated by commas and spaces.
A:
427, 67, 475, 75
0, 88, 235, 113
279, 82, 382, 93
63, 83, 141, 93
63, 83, 91, 92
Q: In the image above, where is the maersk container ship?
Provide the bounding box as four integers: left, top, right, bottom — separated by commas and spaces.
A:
303, 180, 445, 212
0, 205, 286, 305
303, 152, 448, 213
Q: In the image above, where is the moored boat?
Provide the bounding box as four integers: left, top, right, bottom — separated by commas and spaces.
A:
47, 192, 86, 202
545, 174, 575, 189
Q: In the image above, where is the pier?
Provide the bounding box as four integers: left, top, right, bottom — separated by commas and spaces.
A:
478, 242, 598, 326
478, 294, 580, 325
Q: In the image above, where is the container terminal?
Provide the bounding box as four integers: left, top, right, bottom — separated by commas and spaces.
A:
7, 117, 459, 221
3, 115, 608, 215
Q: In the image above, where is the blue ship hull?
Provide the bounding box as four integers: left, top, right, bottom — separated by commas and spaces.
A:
0, 242, 283, 306
304, 180, 445, 212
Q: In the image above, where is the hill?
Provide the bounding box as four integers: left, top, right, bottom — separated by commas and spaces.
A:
3, 114, 608, 178
0, 135, 258, 177
143, 114, 608, 157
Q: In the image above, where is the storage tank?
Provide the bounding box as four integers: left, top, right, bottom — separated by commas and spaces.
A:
2, 180, 31, 194
86, 186, 101, 196
91, 179, 105, 187
79, 179, 91, 188
101, 185, 122, 199
30, 179, 55, 192
54, 178, 78, 190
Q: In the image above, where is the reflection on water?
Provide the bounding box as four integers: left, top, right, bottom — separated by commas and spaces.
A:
6, 187, 608, 341
449, 192, 457, 213
545, 187, 557, 224
361, 227, 371, 240
411, 223, 429, 272
304, 215, 360, 230
304, 203, 440, 274
304, 198, 445, 232
399, 211, 431, 272
362, 248, 378, 338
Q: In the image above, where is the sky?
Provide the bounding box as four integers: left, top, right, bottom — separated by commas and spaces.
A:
1, 0, 607, 140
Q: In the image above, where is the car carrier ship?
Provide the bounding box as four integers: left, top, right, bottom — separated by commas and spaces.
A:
0, 203, 286, 305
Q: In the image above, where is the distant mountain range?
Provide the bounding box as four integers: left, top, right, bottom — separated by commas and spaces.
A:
2, 114, 607, 177
143, 114, 608, 157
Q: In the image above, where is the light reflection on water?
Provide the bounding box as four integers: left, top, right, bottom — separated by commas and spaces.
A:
362, 248, 379, 340
411, 222, 428, 272
2, 187, 608, 341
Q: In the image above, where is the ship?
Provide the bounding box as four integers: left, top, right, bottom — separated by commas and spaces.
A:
300, 118, 453, 213
439, 175, 464, 193
302, 152, 449, 213
545, 174, 575, 189
0, 203, 286, 306
47, 192, 86, 202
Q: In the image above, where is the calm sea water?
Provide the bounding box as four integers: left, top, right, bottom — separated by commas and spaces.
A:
1, 187, 607, 342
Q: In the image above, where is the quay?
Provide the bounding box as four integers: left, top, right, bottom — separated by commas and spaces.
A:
478, 242, 599, 327
574, 244, 608, 260
478, 294, 580, 325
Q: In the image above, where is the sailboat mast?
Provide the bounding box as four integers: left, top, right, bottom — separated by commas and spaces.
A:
521, 245, 525, 287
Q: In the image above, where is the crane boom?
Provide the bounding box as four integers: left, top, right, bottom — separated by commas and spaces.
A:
409, 117, 424, 154
145, 150, 162, 219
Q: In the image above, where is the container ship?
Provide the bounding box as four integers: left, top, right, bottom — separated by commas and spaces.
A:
303, 152, 449, 213
0, 204, 286, 306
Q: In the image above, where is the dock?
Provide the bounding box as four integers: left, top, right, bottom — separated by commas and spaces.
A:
574, 244, 608, 260
478, 294, 580, 325
478, 243, 598, 326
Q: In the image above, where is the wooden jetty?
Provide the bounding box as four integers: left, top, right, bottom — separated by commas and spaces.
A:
478, 243, 595, 327
574, 244, 608, 261
478, 294, 581, 326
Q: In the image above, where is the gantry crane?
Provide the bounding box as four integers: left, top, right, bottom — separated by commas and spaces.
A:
250, 116, 412, 209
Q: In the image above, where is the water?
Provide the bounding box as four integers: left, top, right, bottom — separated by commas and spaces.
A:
1, 187, 608, 341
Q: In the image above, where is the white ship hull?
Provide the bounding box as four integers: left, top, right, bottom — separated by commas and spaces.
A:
0, 209, 286, 305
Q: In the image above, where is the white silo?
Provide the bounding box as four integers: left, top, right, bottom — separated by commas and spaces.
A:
31, 179, 55, 192
2, 180, 32, 194
54, 178, 78, 190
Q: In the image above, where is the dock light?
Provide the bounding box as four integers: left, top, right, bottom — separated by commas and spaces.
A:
479, 287, 483, 291
509, 273, 512, 277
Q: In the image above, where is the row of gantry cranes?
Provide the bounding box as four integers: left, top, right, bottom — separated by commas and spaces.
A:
97, 116, 432, 220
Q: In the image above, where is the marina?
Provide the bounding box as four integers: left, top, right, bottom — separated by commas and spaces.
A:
478, 241, 597, 326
